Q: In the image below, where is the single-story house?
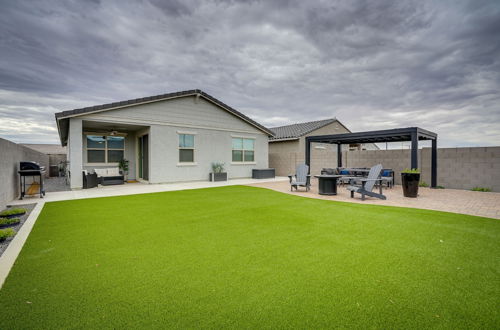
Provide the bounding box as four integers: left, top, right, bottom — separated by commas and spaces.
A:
55, 90, 273, 189
269, 118, 378, 176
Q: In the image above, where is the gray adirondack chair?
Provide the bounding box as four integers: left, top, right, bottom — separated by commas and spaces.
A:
346, 164, 386, 200
288, 164, 311, 192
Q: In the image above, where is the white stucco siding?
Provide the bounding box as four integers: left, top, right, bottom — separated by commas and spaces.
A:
81, 96, 262, 135
69, 118, 83, 189
149, 125, 268, 183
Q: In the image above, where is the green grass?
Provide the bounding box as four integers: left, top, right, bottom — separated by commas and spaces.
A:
0, 227, 16, 241
0, 207, 26, 217
0, 186, 498, 329
0, 217, 21, 227
471, 187, 492, 192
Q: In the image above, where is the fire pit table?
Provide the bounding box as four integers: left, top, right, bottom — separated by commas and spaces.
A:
314, 175, 342, 195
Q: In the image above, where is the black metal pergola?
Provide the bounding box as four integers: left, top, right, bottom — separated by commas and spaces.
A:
305, 127, 438, 187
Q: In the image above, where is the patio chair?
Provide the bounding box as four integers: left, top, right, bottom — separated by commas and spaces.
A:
82, 171, 98, 189
288, 164, 311, 192
338, 168, 359, 186
346, 164, 386, 200
380, 169, 394, 188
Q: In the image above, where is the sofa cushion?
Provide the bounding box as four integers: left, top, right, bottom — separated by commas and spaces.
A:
107, 168, 120, 176
94, 168, 108, 177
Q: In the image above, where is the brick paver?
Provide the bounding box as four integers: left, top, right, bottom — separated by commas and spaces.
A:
249, 179, 500, 219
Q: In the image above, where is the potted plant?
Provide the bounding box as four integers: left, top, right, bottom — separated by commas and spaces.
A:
401, 168, 420, 198
119, 158, 129, 181
210, 162, 227, 182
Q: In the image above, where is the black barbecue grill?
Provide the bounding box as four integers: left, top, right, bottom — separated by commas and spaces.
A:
18, 161, 46, 199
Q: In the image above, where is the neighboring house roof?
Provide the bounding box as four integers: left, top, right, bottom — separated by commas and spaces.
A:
22, 144, 67, 155
55, 89, 274, 145
270, 118, 349, 141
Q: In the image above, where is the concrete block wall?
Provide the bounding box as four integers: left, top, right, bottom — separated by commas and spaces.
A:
344, 149, 419, 185
421, 147, 500, 191
0, 137, 49, 211
343, 146, 500, 191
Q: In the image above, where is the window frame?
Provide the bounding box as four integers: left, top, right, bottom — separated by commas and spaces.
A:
178, 133, 196, 165
84, 133, 126, 165
231, 136, 256, 164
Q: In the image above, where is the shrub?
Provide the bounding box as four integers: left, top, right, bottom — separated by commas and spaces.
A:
436, 185, 445, 189
211, 162, 225, 173
471, 187, 491, 192
0, 217, 20, 227
402, 168, 420, 174
0, 208, 27, 217
0, 228, 16, 241
419, 181, 429, 187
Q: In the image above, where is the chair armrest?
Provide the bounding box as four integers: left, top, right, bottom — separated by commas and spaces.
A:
288, 175, 294, 183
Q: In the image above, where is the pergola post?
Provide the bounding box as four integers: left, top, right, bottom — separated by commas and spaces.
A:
305, 137, 311, 173
337, 143, 342, 167
411, 131, 418, 169
431, 138, 437, 188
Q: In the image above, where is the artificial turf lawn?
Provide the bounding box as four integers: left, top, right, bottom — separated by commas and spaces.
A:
0, 186, 498, 329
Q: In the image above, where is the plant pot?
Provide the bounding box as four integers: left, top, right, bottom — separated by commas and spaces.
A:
210, 172, 227, 182
401, 173, 420, 197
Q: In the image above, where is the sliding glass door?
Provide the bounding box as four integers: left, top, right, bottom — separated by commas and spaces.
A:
138, 134, 149, 180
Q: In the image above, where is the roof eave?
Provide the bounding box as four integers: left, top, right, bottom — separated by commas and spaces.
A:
54, 90, 274, 137
269, 137, 300, 142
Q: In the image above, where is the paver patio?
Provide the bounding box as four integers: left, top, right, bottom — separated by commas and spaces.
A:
250, 179, 500, 219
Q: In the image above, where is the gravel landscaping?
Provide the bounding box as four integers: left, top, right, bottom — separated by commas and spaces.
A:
0, 203, 36, 257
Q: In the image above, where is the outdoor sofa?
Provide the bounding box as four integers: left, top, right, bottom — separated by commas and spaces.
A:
94, 168, 124, 186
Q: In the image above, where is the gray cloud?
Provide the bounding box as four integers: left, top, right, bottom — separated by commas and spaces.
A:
0, 0, 499, 146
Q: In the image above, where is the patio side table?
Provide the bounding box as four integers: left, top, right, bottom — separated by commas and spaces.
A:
314, 175, 342, 195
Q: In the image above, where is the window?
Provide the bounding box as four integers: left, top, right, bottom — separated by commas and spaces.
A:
179, 134, 194, 163
232, 138, 254, 162
86, 135, 125, 164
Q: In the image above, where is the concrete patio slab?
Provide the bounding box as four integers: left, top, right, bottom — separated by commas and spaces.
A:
8, 177, 290, 205
249, 178, 500, 219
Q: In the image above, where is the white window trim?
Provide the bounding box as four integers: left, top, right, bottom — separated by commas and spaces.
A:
231, 137, 255, 163
178, 133, 195, 164
231, 134, 257, 139
230, 162, 257, 165
177, 130, 197, 135
177, 162, 198, 166
85, 133, 126, 166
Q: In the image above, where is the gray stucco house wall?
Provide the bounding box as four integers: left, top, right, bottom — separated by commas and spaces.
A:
56, 90, 272, 189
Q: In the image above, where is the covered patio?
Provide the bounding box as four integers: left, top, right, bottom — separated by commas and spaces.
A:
305, 127, 438, 187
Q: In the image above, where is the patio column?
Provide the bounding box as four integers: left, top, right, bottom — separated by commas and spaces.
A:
411, 131, 418, 170
431, 138, 437, 188
305, 137, 311, 173
337, 143, 342, 167
69, 118, 83, 189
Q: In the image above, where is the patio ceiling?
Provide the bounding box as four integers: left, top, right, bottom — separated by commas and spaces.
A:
82, 120, 148, 132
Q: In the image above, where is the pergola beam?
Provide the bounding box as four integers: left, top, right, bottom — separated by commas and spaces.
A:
305, 127, 438, 188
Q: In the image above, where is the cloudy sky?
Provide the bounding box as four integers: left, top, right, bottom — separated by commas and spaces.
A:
0, 0, 499, 147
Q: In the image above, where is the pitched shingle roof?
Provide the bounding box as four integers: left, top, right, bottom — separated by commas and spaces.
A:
269, 118, 341, 141
55, 89, 274, 145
